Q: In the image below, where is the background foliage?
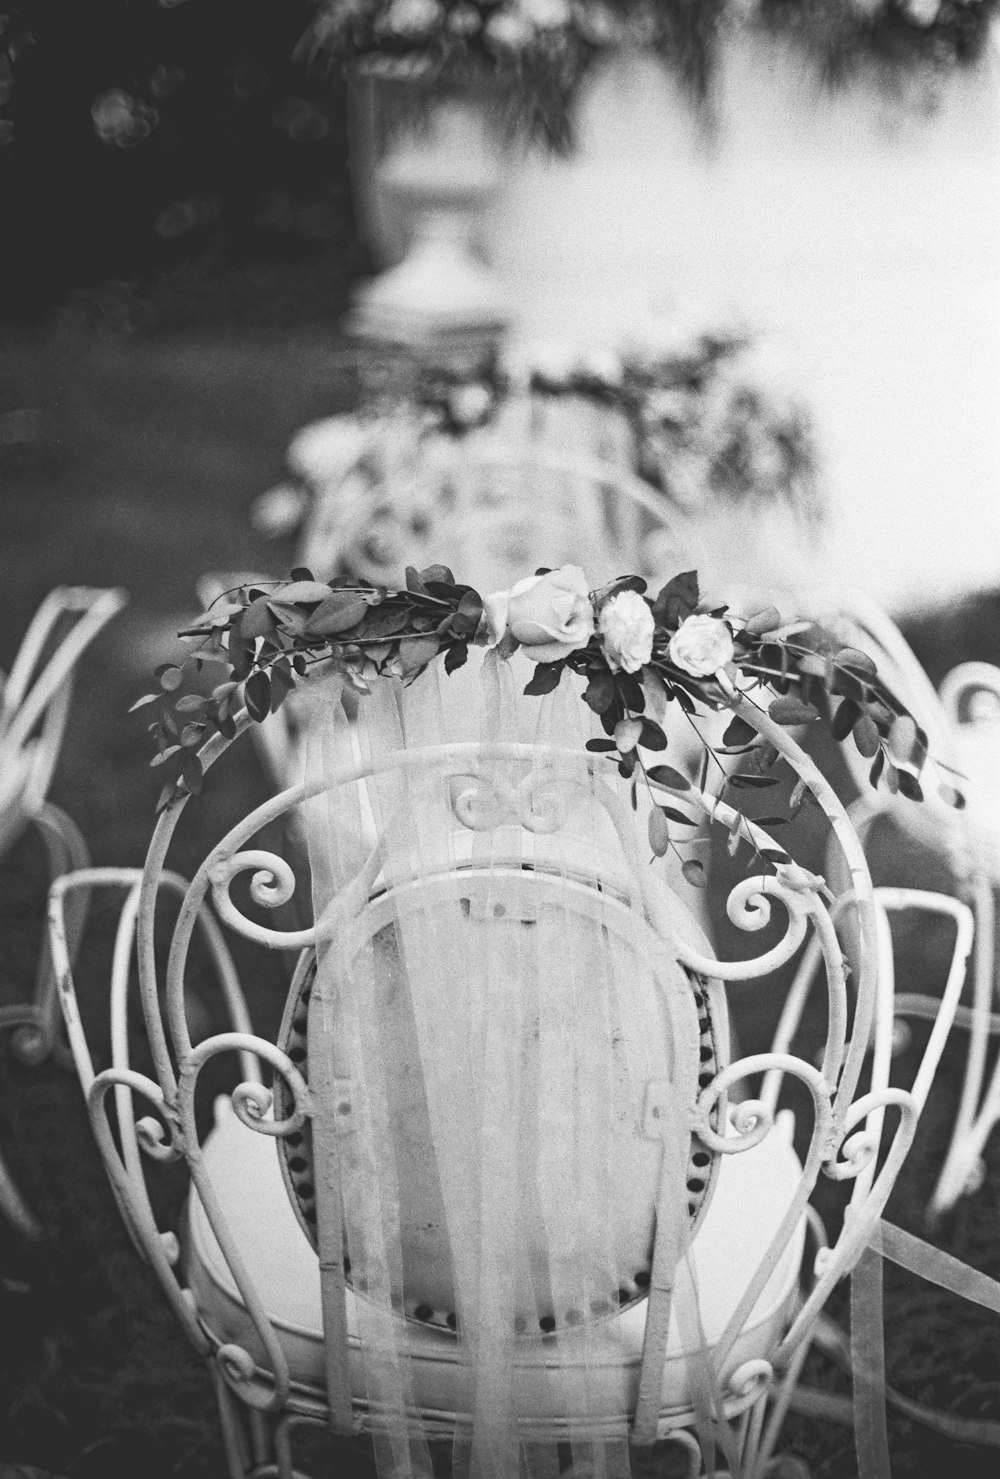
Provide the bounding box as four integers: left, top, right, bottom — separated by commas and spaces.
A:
0, 0, 363, 326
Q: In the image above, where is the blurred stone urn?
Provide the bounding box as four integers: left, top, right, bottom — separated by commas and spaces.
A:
346, 71, 511, 348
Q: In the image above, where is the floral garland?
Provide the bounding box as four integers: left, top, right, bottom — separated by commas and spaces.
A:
394, 334, 821, 520
139, 567, 963, 879
303, 0, 998, 150
757, 0, 999, 88
304, 1, 724, 149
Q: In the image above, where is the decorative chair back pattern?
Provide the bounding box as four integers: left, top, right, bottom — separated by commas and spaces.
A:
47, 651, 969, 1479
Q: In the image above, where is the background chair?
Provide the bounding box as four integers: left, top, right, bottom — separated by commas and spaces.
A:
47, 649, 965, 1479
725, 581, 999, 1222
208, 438, 700, 841
895, 660, 1000, 1216
0, 584, 127, 1239
296, 435, 690, 595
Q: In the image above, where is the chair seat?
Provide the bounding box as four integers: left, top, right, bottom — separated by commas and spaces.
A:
183, 1098, 805, 1426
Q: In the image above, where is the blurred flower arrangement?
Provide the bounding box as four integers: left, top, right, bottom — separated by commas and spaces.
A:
304, 1, 723, 148
141, 565, 960, 883
304, 0, 998, 148
405, 330, 821, 521
757, 0, 999, 87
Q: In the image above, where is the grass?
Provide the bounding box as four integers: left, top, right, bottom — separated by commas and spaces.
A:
1, 322, 1000, 1477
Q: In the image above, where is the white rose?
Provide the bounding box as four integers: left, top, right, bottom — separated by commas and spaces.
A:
576, 2, 622, 45
447, 2, 482, 34
385, 0, 443, 39
250, 483, 308, 539
516, 0, 572, 28
485, 10, 535, 48
483, 565, 595, 663
668, 613, 735, 678
598, 590, 655, 674
578, 346, 624, 388
448, 382, 493, 426
902, 0, 941, 26
526, 339, 577, 387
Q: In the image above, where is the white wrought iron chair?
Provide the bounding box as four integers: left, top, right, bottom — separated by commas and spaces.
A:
725, 581, 1000, 1220
48, 637, 966, 1479
0, 584, 128, 1238
894, 659, 1000, 1215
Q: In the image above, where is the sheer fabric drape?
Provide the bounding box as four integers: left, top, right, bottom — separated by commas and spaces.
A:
302, 651, 712, 1479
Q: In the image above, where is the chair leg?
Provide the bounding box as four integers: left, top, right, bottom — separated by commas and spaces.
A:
929, 874, 998, 1216
9, 802, 92, 1068
0, 1140, 42, 1240
211, 1357, 257, 1479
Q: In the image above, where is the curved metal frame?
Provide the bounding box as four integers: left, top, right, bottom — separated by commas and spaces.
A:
903, 660, 1000, 1216
48, 678, 966, 1479
0, 585, 127, 1238
740, 583, 994, 1223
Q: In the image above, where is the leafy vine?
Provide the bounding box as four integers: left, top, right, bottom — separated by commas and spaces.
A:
137, 566, 963, 887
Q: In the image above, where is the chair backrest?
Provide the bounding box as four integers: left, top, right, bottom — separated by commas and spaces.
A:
48, 651, 965, 1477
0, 586, 127, 847
297, 433, 691, 594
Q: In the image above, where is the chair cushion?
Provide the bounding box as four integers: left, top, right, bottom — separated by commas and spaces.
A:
183, 1097, 805, 1424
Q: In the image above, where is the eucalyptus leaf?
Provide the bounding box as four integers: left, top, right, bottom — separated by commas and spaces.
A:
938, 783, 966, 811
742, 606, 783, 637
271, 580, 335, 605
648, 807, 671, 857
852, 715, 880, 758
835, 647, 878, 677
653, 570, 699, 625
660, 805, 697, 827
642, 667, 669, 720
768, 696, 819, 726
245, 670, 271, 723
832, 699, 861, 741
583, 670, 615, 713
242, 596, 279, 640
887, 715, 921, 767
645, 764, 691, 791
723, 715, 757, 748
304, 594, 369, 636
398, 635, 440, 673
524, 661, 564, 696
896, 770, 923, 802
